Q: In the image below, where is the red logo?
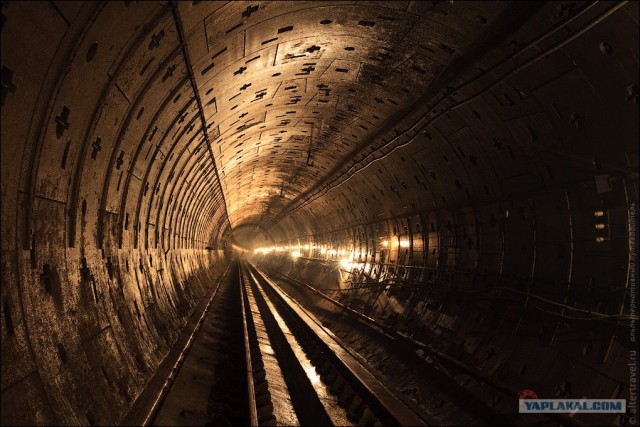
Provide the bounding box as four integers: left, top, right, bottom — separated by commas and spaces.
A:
519, 389, 539, 400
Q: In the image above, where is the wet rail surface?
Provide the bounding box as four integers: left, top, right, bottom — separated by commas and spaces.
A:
149, 260, 430, 426
240, 262, 429, 426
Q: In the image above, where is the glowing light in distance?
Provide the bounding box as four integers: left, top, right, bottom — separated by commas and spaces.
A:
290, 251, 301, 258
399, 240, 410, 248
254, 247, 274, 254
381, 240, 389, 247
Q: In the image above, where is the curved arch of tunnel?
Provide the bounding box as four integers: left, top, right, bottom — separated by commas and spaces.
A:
1, 1, 638, 426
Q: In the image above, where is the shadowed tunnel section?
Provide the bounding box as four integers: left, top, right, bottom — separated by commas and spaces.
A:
1, 1, 638, 425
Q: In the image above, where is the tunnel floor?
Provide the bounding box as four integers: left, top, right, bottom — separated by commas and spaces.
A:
125, 260, 587, 426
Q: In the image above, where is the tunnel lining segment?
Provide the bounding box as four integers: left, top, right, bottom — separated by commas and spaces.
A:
265, 1, 636, 232
21, 2, 106, 251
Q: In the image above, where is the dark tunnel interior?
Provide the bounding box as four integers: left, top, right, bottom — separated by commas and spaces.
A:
1, 1, 639, 425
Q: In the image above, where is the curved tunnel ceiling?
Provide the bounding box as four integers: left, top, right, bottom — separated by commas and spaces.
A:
2, 0, 637, 250
201, 0, 511, 233
1, 1, 638, 425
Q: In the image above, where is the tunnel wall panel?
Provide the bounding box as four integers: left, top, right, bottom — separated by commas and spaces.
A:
1, 2, 232, 425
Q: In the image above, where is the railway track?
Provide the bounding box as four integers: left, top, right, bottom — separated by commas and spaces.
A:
264, 268, 585, 427
239, 261, 429, 426
149, 260, 429, 425
148, 260, 583, 426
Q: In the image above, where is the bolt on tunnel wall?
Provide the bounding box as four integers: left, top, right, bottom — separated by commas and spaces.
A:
1, 1, 638, 425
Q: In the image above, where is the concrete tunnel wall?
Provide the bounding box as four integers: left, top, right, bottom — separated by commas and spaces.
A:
1, 1, 638, 426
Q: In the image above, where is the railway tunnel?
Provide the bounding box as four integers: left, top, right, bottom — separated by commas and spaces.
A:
1, 1, 639, 426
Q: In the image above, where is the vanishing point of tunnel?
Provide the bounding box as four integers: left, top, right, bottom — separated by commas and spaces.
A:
1, 1, 639, 426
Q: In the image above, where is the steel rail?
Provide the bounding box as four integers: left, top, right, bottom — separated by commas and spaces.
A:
239, 266, 260, 426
